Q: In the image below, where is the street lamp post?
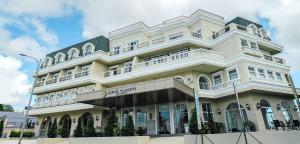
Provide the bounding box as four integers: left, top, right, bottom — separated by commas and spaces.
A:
18, 54, 41, 144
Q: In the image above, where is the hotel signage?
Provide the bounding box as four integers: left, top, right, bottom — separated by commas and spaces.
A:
103, 86, 137, 97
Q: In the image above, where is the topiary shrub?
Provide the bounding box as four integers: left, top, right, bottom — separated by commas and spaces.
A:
73, 119, 83, 137
47, 119, 58, 138
135, 127, 146, 136
243, 120, 256, 132
104, 109, 118, 136
59, 128, 70, 138
83, 119, 96, 137
189, 107, 199, 134
0, 120, 3, 137
9, 130, 34, 138
121, 115, 134, 136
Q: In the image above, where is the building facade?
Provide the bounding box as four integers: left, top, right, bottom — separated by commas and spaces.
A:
28, 9, 300, 137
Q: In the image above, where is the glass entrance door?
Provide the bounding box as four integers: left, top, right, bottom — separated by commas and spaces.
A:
158, 104, 171, 134
173, 103, 188, 133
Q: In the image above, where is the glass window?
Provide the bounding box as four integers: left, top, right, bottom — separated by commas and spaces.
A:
258, 69, 265, 78
228, 69, 239, 80
213, 74, 222, 85
127, 40, 139, 51
275, 72, 282, 81
113, 46, 120, 55
136, 107, 147, 127
248, 66, 256, 77
250, 42, 258, 50
240, 39, 248, 47
85, 45, 93, 55
264, 55, 273, 61
267, 70, 274, 80
202, 103, 213, 122
124, 61, 132, 73
199, 76, 210, 90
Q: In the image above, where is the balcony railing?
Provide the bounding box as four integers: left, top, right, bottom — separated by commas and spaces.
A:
59, 75, 72, 82
241, 46, 263, 57
35, 81, 45, 87
75, 71, 90, 78
263, 55, 285, 64
46, 79, 57, 85
134, 48, 224, 70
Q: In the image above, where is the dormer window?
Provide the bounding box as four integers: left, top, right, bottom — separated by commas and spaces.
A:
248, 24, 258, 36
55, 53, 65, 64
43, 57, 53, 67
68, 48, 79, 60
82, 43, 95, 56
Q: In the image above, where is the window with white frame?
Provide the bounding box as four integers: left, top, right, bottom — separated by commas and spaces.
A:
202, 103, 213, 122
248, 66, 256, 77
113, 46, 120, 55
275, 72, 282, 81
66, 70, 73, 76
124, 61, 132, 73
240, 39, 248, 47
228, 68, 239, 80
69, 49, 78, 60
175, 76, 185, 84
199, 76, 210, 90
213, 74, 222, 86
258, 68, 266, 78
55, 53, 65, 64
83, 44, 94, 56
267, 70, 274, 80
82, 65, 91, 72
127, 40, 139, 51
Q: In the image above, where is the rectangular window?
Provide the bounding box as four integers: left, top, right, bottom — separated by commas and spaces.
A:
113, 46, 120, 55
228, 69, 239, 80
127, 40, 139, 51
250, 42, 258, 50
213, 74, 222, 85
267, 70, 274, 80
276, 72, 282, 81
248, 66, 256, 77
258, 68, 266, 78
240, 39, 248, 47
202, 103, 213, 122
124, 61, 132, 73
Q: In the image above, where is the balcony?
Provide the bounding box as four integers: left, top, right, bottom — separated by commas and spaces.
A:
59, 75, 72, 82
34, 81, 45, 87
75, 71, 90, 78
46, 79, 57, 85
241, 46, 263, 57
263, 55, 286, 64
103, 49, 225, 79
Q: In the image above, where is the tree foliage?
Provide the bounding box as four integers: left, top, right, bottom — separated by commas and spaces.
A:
121, 115, 134, 136
0, 120, 4, 137
0, 104, 14, 112
104, 109, 118, 136
73, 118, 83, 137
47, 119, 58, 138
189, 107, 199, 134
83, 119, 96, 137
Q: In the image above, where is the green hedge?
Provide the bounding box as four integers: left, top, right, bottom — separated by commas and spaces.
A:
9, 130, 35, 138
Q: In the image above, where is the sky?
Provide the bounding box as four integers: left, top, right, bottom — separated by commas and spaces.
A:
0, 0, 300, 111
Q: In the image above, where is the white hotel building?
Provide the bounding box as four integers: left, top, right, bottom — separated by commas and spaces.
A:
29, 10, 300, 136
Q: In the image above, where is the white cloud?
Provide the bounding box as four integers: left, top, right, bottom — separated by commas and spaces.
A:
30, 18, 58, 45
0, 55, 31, 105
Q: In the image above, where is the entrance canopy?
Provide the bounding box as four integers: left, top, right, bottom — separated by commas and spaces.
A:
76, 77, 194, 108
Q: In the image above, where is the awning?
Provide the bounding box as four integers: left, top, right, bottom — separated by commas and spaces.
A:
76, 77, 194, 108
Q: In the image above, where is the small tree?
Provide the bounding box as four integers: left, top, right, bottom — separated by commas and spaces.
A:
0, 120, 4, 138
104, 109, 118, 136
121, 115, 134, 136
83, 119, 96, 137
73, 119, 83, 137
189, 107, 199, 134
47, 119, 58, 138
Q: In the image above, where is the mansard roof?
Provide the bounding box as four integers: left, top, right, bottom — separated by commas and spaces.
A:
46, 35, 109, 58
226, 17, 262, 28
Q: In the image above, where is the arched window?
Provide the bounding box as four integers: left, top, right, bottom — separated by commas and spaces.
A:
225, 102, 248, 132
39, 116, 52, 137
55, 53, 65, 64
82, 43, 95, 56
249, 24, 258, 35
68, 48, 78, 60
43, 57, 53, 67
199, 76, 210, 90
79, 112, 94, 128
58, 115, 72, 137
260, 99, 275, 129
